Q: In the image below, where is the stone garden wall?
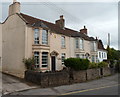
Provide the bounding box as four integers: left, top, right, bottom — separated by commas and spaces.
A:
25, 67, 114, 87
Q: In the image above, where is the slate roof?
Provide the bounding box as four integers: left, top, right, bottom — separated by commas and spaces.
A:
98, 40, 106, 50
17, 13, 106, 50
18, 13, 96, 41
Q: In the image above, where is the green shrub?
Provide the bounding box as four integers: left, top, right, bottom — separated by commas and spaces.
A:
89, 62, 98, 69
23, 57, 35, 70
115, 60, 120, 72
98, 62, 108, 68
64, 58, 89, 70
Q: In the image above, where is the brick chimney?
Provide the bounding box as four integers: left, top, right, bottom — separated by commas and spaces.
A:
80, 26, 87, 35
55, 15, 65, 29
9, 0, 20, 16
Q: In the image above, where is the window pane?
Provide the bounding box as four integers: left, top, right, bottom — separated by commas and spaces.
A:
61, 36, 65, 48
34, 52, 39, 68
42, 52, 48, 67
61, 53, 65, 65
34, 29, 39, 44
42, 30, 48, 45
76, 38, 79, 49
80, 39, 83, 50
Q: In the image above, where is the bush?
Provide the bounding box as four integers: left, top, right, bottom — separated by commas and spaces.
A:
98, 62, 108, 68
23, 57, 35, 70
64, 58, 89, 70
115, 60, 120, 72
89, 62, 98, 69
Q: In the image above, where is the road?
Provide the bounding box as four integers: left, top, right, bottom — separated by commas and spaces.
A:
8, 73, 119, 95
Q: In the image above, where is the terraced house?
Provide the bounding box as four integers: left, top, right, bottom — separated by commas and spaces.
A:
2, 1, 107, 78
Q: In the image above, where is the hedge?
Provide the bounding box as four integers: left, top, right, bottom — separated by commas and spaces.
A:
64, 58, 89, 70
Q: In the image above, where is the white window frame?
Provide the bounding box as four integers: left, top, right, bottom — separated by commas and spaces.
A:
34, 52, 40, 68
61, 36, 65, 48
76, 38, 79, 49
42, 52, 48, 68
79, 38, 84, 50
42, 29, 48, 45
34, 28, 39, 44
61, 53, 66, 65
92, 41, 97, 51
99, 52, 101, 58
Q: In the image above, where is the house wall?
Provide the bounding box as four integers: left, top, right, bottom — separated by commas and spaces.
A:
49, 32, 71, 70
2, 14, 26, 78
73, 38, 98, 62
25, 27, 71, 71
0, 23, 2, 66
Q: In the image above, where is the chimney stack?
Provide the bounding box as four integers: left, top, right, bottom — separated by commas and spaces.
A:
9, 0, 20, 16
55, 15, 65, 29
80, 26, 87, 35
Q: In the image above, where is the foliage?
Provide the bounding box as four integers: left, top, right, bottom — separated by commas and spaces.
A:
98, 62, 108, 68
115, 60, 120, 72
107, 46, 120, 60
23, 57, 36, 70
89, 62, 98, 69
64, 58, 89, 70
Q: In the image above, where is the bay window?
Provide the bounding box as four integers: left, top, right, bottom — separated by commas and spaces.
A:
34, 28, 39, 44
42, 52, 48, 67
34, 52, 39, 68
42, 29, 48, 45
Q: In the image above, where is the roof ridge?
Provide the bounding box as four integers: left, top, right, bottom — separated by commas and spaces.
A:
20, 13, 80, 33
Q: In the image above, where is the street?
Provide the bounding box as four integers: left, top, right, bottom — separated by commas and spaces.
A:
7, 73, 119, 95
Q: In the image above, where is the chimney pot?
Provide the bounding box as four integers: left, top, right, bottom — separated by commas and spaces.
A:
80, 26, 87, 35
55, 15, 65, 29
9, 1, 20, 16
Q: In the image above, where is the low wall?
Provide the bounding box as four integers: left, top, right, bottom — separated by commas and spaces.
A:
25, 67, 114, 87
72, 70, 86, 83
103, 67, 112, 76
25, 70, 69, 87
87, 68, 101, 80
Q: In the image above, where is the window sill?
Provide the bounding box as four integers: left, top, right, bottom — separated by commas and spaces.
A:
61, 47, 66, 49
32, 44, 50, 47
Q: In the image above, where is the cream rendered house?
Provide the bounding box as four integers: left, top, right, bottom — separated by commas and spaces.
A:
2, 1, 107, 78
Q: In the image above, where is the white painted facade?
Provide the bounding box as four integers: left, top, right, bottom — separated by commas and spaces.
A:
98, 50, 107, 62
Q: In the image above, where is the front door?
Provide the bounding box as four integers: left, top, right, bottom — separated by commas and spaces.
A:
51, 56, 56, 71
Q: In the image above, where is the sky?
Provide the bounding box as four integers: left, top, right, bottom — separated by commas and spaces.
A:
0, 0, 119, 50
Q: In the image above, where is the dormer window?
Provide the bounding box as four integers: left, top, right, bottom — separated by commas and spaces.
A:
42, 29, 48, 45
34, 28, 39, 44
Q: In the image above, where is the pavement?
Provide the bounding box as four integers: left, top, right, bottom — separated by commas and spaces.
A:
2, 72, 39, 95
8, 73, 119, 95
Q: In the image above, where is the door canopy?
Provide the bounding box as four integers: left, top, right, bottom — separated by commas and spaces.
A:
50, 51, 59, 56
